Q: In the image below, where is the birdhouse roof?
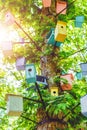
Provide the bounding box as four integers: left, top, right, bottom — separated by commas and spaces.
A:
5, 94, 23, 101
57, 21, 67, 26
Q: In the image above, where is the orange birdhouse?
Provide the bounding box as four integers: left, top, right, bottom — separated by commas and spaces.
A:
60, 74, 74, 90
56, 1, 67, 14
42, 0, 51, 8
55, 21, 67, 42
50, 87, 58, 96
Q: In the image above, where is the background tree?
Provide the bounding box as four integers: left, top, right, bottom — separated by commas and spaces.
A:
0, 0, 87, 129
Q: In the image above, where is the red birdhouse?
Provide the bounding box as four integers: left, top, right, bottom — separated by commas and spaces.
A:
56, 1, 67, 14
42, 0, 51, 8
60, 74, 74, 90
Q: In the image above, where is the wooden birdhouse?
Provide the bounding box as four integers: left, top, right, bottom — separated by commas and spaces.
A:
16, 57, 26, 71
75, 16, 84, 28
55, 21, 67, 42
6, 94, 23, 116
50, 87, 58, 96
25, 64, 36, 84
5, 12, 15, 25
80, 95, 87, 117
60, 74, 74, 90
36, 75, 48, 86
76, 72, 82, 80
42, 0, 51, 8
56, 1, 67, 14
1, 41, 13, 56
45, 28, 62, 47
80, 63, 87, 76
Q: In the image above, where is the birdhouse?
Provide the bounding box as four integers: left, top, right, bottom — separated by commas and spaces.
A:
80, 63, 87, 76
45, 28, 62, 47
5, 12, 15, 25
1, 41, 13, 56
36, 75, 48, 86
19, 37, 24, 44
76, 72, 82, 80
50, 87, 58, 96
75, 16, 84, 28
25, 64, 36, 84
45, 28, 55, 45
6, 94, 23, 116
16, 57, 26, 71
55, 41, 62, 47
56, 1, 67, 14
42, 0, 51, 7
80, 95, 87, 117
60, 74, 74, 90
55, 21, 67, 42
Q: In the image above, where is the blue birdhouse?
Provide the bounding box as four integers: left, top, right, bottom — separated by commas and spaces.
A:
16, 57, 26, 71
45, 28, 62, 47
76, 72, 82, 80
80, 95, 87, 117
36, 75, 48, 86
80, 63, 87, 76
75, 16, 84, 28
25, 64, 36, 84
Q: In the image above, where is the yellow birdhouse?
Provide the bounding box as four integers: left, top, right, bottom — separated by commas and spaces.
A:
55, 21, 67, 42
50, 87, 58, 96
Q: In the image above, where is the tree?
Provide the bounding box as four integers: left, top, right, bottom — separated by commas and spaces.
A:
0, 0, 87, 129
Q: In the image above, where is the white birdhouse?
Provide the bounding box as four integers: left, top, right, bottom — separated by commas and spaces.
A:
25, 64, 36, 84
80, 95, 87, 117
6, 94, 23, 116
16, 57, 26, 71
1, 41, 13, 56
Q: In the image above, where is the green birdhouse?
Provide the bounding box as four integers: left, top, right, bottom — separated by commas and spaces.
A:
25, 64, 36, 84
6, 94, 23, 116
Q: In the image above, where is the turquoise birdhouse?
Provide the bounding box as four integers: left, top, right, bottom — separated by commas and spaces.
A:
25, 64, 36, 84
75, 16, 84, 28
76, 72, 82, 80
55, 41, 62, 47
45, 28, 62, 47
45, 28, 55, 45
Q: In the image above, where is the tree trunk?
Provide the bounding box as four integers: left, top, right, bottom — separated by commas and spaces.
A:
37, 48, 67, 130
